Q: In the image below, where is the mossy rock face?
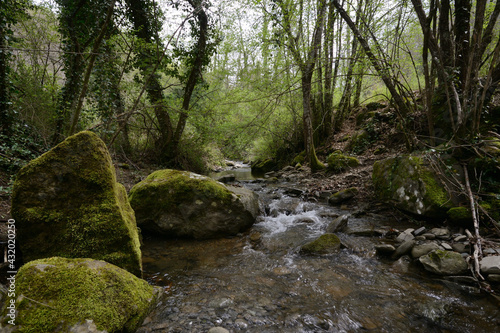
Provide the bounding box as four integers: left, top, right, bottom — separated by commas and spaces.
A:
292, 151, 306, 166
129, 169, 258, 239
447, 207, 472, 226
0, 257, 159, 332
251, 159, 277, 174
372, 155, 452, 218
300, 234, 342, 255
326, 151, 360, 173
11, 131, 142, 276
346, 130, 371, 154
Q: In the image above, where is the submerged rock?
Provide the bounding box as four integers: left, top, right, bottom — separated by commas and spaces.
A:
326, 214, 349, 233
419, 250, 468, 275
129, 169, 259, 239
0, 257, 159, 332
11, 131, 142, 276
300, 234, 342, 255
372, 155, 452, 218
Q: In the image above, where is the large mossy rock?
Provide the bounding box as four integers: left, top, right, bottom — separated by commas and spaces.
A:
251, 158, 277, 174
11, 131, 142, 276
129, 169, 259, 239
418, 250, 468, 275
0, 257, 159, 332
326, 151, 360, 173
372, 155, 452, 218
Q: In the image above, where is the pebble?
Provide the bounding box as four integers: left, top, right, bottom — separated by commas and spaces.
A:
375, 244, 396, 255
413, 226, 426, 236
208, 328, 230, 333
422, 233, 436, 240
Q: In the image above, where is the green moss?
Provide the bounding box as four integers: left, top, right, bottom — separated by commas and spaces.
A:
11, 131, 142, 276
1, 257, 157, 332
372, 155, 451, 218
300, 234, 341, 255
292, 151, 306, 166
251, 159, 276, 174
129, 169, 233, 212
309, 146, 326, 172
447, 207, 472, 225
327, 151, 360, 173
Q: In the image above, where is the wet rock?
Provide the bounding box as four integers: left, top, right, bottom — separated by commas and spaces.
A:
392, 255, 412, 273
419, 250, 468, 275
480, 256, 500, 275
411, 242, 441, 258
422, 233, 436, 240
216, 174, 236, 183
0, 257, 159, 332
328, 187, 358, 205
375, 244, 396, 255
11, 131, 142, 276
326, 214, 349, 233
396, 228, 415, 243
283, 187, 304, 197
129, 170, 259, 239
392, 240, 416, 258
300, 234, 342, 255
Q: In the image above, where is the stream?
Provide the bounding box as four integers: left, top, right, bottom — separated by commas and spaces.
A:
138, 165, 500, 332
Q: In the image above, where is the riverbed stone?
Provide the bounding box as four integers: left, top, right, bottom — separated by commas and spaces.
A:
0, 257, 159, 332
326, 214, 349, 233
419, 250, 468, 275
480, 256, 500, 275
375, 244, 396, 255
393, 240, 416, 258
208, 328, 230, 333
396, 228, 415, 243
11, 131, 142, 276
300, 234, 342, 255
430, 228, 451, 239
411, 242, 441, 258
129, 170, 259, 239
372, 155, 452, 218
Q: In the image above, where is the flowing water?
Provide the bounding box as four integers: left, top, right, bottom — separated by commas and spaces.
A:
139, 166, 500, 332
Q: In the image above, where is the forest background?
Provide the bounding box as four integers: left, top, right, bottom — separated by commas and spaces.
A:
1, 0, 500, 188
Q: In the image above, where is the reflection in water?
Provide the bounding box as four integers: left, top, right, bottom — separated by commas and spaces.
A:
140, 175, 500, 332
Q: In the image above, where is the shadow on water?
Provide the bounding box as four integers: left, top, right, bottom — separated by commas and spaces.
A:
139, 167, 500, 333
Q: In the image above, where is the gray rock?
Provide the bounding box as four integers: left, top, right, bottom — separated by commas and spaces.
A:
208, 327, 230, 333
480, 256, 500, 275
486, 274, 500, 283
452, 243, 470, 253
454, 235, 468, 242
411, 242, 441, 258
419, 250, 468, 275
326, 214, 349, 233
414, 226, 426, 236
393, 240, 416, 258
375, 244, 396, 255
396, 229, 415, 243
430, 228, 451, 239
441, 243, 453, 251
423, 233, 436, 240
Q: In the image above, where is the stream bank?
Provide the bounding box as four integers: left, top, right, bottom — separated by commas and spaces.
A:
136, 165, 500, 333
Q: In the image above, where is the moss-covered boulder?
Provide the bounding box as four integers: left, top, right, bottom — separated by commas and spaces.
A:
300, 234, 342, 255
129, 169, 259, 239
0, 257, 159, 332
418, 250, 468, 275
372, 155, 452, 218
326, 151, 360, 173
251, 158, 277, 174
11, 131, 142, 276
